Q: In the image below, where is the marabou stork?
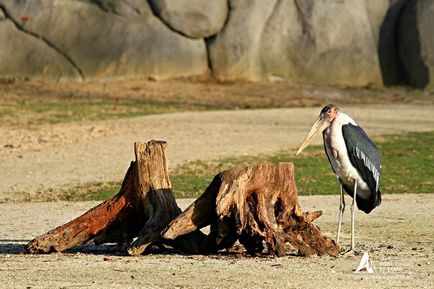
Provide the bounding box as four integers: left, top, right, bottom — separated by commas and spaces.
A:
296, 104, 381, 252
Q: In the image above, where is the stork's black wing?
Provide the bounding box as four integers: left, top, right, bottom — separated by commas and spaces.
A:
342, 124, 382, 213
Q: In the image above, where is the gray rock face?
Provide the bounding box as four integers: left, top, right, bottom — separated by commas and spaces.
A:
366, 0, 389, 41
86, 0, 152, 18
0, 0, 432, 90
208, 0, 383, 86
0, 14, 81, 81
377, 0, 410, 86
0, 0, 208, 81
149, 0, 228, 38
398, 0, 434, 90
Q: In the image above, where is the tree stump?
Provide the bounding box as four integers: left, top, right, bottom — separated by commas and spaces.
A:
26, 140, 203, 255
163, 163, 340, 257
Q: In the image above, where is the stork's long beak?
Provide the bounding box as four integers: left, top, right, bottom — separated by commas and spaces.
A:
296, 116, 330, 156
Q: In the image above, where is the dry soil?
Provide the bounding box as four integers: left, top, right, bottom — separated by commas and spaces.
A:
0, 195, 433, 289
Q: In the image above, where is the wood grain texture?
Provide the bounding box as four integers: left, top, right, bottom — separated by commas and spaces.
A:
163, 163, 339, 257
26, 140, 203, 255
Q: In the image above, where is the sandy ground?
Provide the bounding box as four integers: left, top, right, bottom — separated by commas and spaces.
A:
1, 103, 434, 201
0, 194, 433, 289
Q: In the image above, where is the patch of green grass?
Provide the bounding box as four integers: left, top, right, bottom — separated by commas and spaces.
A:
60, 182, 121, 202
379, 132, 433, 194
55, 131, 433, 201
168, 146, 337, 198
0, 99, 219, 126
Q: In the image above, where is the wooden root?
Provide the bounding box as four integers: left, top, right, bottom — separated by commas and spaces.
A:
26, 140, 203, 255
163, 163, 340, 257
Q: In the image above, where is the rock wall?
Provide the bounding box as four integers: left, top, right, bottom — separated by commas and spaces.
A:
398, 0, 434, 90
148, 0, 228, 38
0, 0, 432, 90
208, 0, 383, 86
0, 0, 208, 81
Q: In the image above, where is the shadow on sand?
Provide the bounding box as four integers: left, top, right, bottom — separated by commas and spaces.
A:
0, 239, 189, 256
0, 239, 128, 256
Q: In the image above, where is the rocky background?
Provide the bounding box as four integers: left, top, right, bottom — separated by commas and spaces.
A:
0, 0, 432, 90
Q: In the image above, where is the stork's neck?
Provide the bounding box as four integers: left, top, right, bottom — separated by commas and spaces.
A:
331, 112, 357, 128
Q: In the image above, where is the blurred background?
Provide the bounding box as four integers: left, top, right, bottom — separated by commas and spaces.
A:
0, 0, 432, 89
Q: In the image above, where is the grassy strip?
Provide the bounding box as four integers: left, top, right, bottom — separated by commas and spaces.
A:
171, 131, 433, 198
0, 99, 218, 126
3, 79, 432, 127
56, 131, 434, 201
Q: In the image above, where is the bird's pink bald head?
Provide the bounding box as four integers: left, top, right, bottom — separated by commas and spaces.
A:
320, 104, 339, 123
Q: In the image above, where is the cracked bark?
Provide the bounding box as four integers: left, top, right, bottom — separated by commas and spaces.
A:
26, 140, 204, 255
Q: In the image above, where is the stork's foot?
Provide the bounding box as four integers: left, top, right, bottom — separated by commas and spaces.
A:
341, 248, 361, 257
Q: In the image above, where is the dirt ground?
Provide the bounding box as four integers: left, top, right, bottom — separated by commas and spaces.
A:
0, 80, 433, 288
0, 194, 433, 289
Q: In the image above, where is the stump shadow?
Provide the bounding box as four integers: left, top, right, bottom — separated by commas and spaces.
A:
0, 239, 28, 254
0, 239, 301, 257
0, 239, 128, 256
0, 239, 193, 256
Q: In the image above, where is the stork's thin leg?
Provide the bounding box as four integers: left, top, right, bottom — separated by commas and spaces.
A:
350, 180, 358, 252
336, 183, 345, 244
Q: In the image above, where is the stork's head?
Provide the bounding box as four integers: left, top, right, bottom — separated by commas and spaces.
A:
296, 104, 339, 155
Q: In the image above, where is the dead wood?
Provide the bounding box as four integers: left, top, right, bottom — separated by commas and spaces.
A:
163, 163, 340, 257
26, 141, 338, 257
26, 140, 203, 255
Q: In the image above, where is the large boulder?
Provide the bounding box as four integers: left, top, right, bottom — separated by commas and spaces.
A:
0, 10, 80, 81
1, 0, 432, 90
398, 0, 434, 90
83, 0, 151, 17
148, 0, 228, 38
208, 0, 383, 86
0, 0, 208, 81
376, 0, 410, 86
365, 0, 389, 41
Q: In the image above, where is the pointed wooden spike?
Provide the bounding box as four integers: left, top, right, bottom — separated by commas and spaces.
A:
303, 210, 322, 223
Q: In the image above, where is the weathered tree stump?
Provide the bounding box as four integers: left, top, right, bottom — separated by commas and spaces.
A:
26, 140, 203, 255
26, 141, 338, 258
163, 163, 340, 257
